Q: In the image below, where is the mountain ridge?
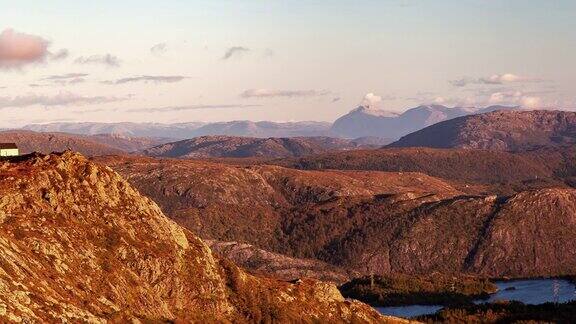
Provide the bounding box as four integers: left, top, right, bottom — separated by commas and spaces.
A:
142, 135, 392, 159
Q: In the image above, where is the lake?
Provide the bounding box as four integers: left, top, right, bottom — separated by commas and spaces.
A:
376, 278, 576, 319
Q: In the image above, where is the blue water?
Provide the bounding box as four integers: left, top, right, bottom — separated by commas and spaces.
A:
376, 305, 443, 318
377, 279, 576, 319
481, 279, 576, 305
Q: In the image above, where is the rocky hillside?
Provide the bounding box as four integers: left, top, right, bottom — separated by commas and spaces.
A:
389, 110, 576, 151
88, 133, 172, 152
208, 240, 350, 283
277, 147, 569, 195
0, 152, 394, 323
142, 135, 389, 159
331, 105, 517, 139
98, 155, 576, 279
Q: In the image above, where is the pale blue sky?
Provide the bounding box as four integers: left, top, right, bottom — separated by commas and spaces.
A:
0, 0, 574, 126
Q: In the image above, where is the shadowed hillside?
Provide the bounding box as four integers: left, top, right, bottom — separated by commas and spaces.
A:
276, 147, 569, 195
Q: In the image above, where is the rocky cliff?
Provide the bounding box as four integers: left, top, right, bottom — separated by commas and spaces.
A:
0, 152, 396, 323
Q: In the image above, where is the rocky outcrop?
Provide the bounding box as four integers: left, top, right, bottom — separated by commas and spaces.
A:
0, 152, 395, 323
208, 240, 350, 283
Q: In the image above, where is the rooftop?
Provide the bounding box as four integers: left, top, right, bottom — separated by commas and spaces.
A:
0, 143, 18, 149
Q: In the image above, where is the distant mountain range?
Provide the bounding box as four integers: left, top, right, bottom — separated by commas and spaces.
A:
21, 104, 521, 140
23, 120, 332, 139
331, 104, 519, 139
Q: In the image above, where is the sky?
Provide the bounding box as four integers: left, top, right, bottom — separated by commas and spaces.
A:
0, 0, 575, 127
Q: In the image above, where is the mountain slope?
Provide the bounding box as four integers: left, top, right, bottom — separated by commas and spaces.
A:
0, 152, 391, 323
142, 135, 388, 159
389, 110, 576, 151
99, 155, 576, 279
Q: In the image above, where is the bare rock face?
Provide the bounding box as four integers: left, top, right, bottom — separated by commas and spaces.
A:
0, 152, 395, 323
208, 240, 350, 283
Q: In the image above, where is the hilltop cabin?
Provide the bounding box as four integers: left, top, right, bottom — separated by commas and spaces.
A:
0, 143, 19, 157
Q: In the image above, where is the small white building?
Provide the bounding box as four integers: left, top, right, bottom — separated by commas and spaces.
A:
0, 143, 19, 157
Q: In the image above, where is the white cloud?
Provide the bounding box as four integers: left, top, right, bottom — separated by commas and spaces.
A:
360, 93, 382, 107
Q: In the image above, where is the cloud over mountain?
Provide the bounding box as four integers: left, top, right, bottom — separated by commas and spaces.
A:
360, 93, 383, 107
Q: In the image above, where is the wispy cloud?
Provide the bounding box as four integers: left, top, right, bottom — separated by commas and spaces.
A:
449, 73, 543, 87
222, 46, 250, 60
43, 73, 88, 80
28, 73, 89, 86
150, 43, 167, 56
0, 29, 50, 69
49, 48, 69, 61
0, 92, 129, 109
240, 89, 330, 98
75, 54, 121, 67
102, 75, 188, 85
129, 104, 262, 113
